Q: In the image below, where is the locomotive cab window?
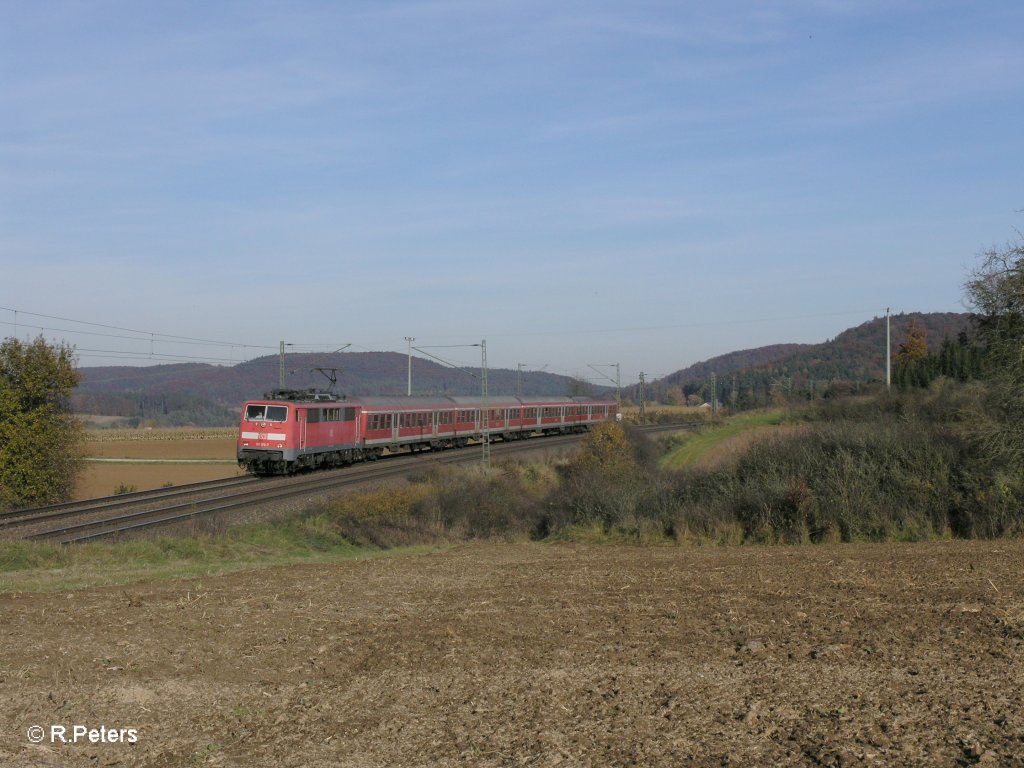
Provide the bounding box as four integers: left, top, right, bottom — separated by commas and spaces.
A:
246, 405, 288, 422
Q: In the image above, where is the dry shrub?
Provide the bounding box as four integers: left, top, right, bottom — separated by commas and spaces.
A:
306, 460, 559, 548
307, 484, 441, 548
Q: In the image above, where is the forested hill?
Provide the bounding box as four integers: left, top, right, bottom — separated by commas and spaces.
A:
73, 352, 590, 427
74, 312, 974, 425
633, 312, 973, 406
658, 343, 813, 387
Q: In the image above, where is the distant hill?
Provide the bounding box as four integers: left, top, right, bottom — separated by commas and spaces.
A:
73, 312, 975, 426
657, 343, 813, 387
628, 312, 974, 407
73, 352, 600, 427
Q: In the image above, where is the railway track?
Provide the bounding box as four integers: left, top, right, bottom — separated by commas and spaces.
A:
6, 422, 699, 545
0, 475, 258, 528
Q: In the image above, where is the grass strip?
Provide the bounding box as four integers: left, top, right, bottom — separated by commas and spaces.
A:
659, 410, 787, 470
0, 524, 443, 593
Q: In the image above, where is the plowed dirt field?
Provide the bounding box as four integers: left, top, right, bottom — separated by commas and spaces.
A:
3, 541, 1023, 767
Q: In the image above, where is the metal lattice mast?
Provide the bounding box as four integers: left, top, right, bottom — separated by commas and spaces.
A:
279, 341, 285, 390
886, 307, 891, 391
639, 372, 646, 423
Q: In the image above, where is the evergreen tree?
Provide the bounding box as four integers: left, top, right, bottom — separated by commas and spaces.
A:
0, 336, 83, 507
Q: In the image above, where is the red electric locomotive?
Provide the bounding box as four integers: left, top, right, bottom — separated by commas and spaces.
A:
237, 390, 618, 476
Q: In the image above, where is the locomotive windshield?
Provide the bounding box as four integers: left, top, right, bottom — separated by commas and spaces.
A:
245, 404, 288, 422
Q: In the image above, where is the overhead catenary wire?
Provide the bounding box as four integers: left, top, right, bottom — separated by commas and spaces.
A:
1, 305, 354, 368
0, 305, 276, 349
4, 303, 903, 385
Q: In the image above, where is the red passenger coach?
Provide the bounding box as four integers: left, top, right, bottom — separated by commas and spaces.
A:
237, 390, 618, 476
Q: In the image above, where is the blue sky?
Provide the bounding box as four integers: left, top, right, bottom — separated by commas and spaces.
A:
2, 1, 1022, 386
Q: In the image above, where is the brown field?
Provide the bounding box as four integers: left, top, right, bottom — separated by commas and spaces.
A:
76, 431, 243, 499
2, 541, 1022, 767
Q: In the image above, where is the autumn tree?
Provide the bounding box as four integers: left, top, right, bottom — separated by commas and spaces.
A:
0, 336, 83, 508
661, 384, 685, 406
896, 319, 929, 363
892, 319, 933, 389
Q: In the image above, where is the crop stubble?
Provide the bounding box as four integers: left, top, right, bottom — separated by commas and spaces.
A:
1, 541, 1022, 767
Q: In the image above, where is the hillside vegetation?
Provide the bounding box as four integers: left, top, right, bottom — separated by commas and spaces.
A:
298, 382, 1020, 546
633, 311, 972, 408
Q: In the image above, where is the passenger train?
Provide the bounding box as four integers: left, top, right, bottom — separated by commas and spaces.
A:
237, 389, 619, 476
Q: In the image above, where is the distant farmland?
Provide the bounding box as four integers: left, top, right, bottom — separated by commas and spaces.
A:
78, 428, 243, 499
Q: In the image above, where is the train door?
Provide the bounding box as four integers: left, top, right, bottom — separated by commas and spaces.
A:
299, 409, 307, 449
